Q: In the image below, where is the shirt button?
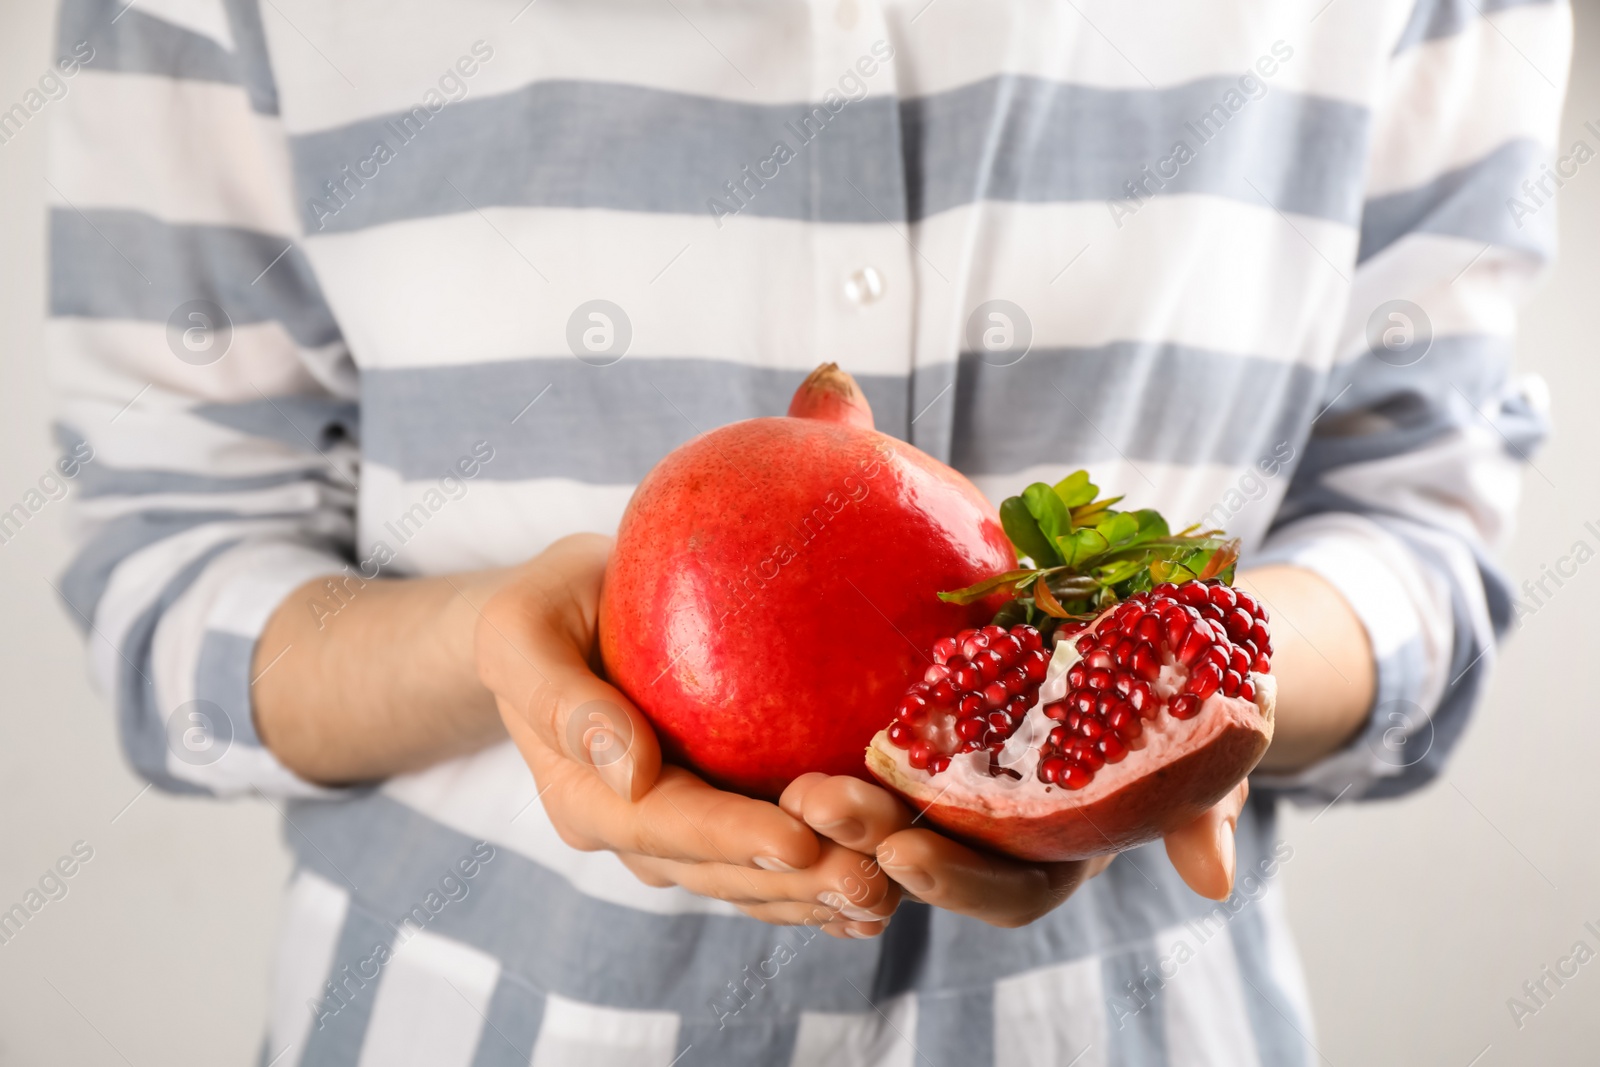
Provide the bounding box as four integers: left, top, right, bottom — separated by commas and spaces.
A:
843, 266, 885, 307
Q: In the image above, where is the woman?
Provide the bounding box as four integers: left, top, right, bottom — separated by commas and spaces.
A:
51, 0, 1566, 1062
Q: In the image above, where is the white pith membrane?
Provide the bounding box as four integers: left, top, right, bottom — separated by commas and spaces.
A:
867, 635, 1276, 817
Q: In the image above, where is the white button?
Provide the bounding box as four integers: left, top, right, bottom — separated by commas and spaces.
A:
843, 266, 885, 307
836, 0, 859, 29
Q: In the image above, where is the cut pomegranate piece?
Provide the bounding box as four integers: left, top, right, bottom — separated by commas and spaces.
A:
868, 580, 1275, 861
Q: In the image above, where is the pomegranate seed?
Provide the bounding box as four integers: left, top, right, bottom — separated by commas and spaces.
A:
1085, 648, 1115, 671
928, 755, 951, 774
981, 648, 1010, 682
992, 634, 1024, 662
956, 716, 986, 741
1077, 718, 1105, 741
1165, 612, 1190, 649
1153, 582, 1179, 598
962, 633, 991, 658
1087, 668, 1112, 691
1119, 602, 1147, 632
1203, 645, 1229, 671
1178, 582, 1208, 606
1250, 621, 1271, 650
1113, 637, 1135, 668
1044, 700, 1069, 721
897, 693, 927, 718
1015, 625, 1044, 652
1239, 678, 1256, 701
1023, 650, 1050, 683
1098, 733, 1128, 763
1131, 642, 1161, 682
953, 663, 982, 690
1254, 652, 1271, 672
1135, 615, 1162, 645
932, 637, 958, 664
930, 679, 956, 703
1185, 662, 1223, 700
1106, 706, 1141, 739
958, 692, 984, 716
1070, 691, 1096, 716
1065, 709, 1084, 731
1209, 583, 1236, 609
908, 741, 932, 768
888, 722, 912, 747
956, 628, 976, 644
1067, 663, 1088, 688
979, 681, 1007, 709
1062, 761, 1093, 789
1128, 680, 1154, 717
958, 738, 984, 753
1235, 590, 1261, 617
1076, 744, 1106, 771
1218, 608, 1246, 642
1075, 634, 1095, 655
1169, 694, 1199, 719
1227, 647, 1250, 676
1001, 667, 1029, 694
1112, 671, 1135, 696
1177, 630, 1210, 667
981, 624, 1008, 640
1198, 604, 1225, 624
924, 663, 950, 684
1221, 669, 1242, 697
987, 710, 1012, 732
1039, 756, 1067, 784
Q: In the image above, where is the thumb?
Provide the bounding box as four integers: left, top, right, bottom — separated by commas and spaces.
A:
1163, 778, 1249, 901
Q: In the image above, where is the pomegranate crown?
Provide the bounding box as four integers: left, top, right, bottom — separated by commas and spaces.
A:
940, 470, 1239, 635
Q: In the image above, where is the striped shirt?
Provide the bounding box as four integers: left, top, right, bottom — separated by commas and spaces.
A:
48, 0, 1568, 1063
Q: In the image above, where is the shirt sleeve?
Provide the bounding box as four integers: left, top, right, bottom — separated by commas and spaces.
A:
50, 0, 357, 798
1251, 0, 1571, 803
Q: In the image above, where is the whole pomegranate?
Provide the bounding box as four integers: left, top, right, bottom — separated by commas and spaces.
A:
599, 364, 1015, 798
866, 476, 1276, 860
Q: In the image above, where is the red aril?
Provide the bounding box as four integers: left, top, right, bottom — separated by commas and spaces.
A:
599, 364, 1015, 798
867, 579, 1275, 861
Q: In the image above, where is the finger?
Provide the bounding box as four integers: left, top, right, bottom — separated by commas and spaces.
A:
875, 828, 1108, 928
733, 901, 894, 939
779, 774, 915, 854
529, 738, 819, 870
619, 842, 899, 917
477, 534, 661, 801
1164, 778, 1250, 901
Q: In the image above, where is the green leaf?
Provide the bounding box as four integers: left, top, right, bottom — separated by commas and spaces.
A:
999, 497, 1060, 567
1058, 526, 1110, 567
1130, 509, 1170, 542
1095, 512, 1139, 548
1052, 470, 1099, 509
1022, 483, 1074, 547
1149, 558, 1197, 584
936, 567, 1038, 605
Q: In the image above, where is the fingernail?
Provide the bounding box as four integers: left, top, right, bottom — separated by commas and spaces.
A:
879, 863, 934, 894
591, 741, 635, 800
753, 855, 796, 872
814, 818, 864, 842
818, 891, 849, 914
1216, 820, 1237, 898
841, 903, 883, 922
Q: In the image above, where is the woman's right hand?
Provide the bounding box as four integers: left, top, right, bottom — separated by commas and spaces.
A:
474, 533, 902, 938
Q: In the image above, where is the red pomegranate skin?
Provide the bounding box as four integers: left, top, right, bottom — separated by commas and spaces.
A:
599, 374, 1015, 798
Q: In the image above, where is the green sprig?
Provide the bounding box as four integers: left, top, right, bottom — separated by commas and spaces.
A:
940, 471, 1239, 633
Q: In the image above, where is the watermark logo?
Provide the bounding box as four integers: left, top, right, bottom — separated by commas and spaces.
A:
966, 299, 1033, 367
165, 699, 234, 767
566, 300, 631, 367
167, 300, 233, 366
1364, 299, 1432, 368
565, 699, 635, 768
1364, 699, 1433, 770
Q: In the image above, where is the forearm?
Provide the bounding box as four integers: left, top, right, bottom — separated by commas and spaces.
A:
252, 569, 509, 785
1236, 564, 1375, 774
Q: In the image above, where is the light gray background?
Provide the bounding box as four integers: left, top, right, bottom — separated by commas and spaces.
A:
2, 5, 1596, 1065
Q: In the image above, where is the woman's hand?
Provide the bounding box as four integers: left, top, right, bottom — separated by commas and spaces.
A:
779, 773, 1251, 928
475, 533, 900, 938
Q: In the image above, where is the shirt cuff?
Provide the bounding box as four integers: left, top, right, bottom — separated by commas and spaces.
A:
1245, 512, 1455, 804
